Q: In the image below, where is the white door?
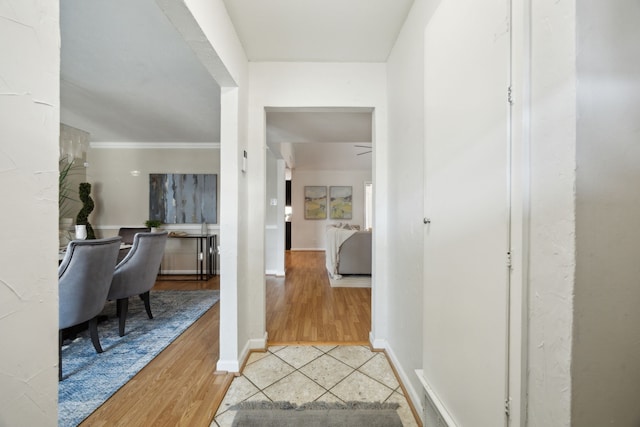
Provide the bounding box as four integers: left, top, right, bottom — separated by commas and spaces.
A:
422, 0, 511, 426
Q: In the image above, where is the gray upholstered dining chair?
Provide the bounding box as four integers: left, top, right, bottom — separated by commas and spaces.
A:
58, 236, 122, 380
107, 231, 168, 337
117, 227, 150, 245
116, 227, 150, 263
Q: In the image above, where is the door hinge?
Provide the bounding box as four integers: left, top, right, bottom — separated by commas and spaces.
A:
507, 86, 513, 105
506, 251, 512, 269
505, 398, 511, 418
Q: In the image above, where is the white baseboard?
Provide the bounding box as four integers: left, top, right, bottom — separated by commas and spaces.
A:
370, 332, 386, 350
371, 337, 424, 425
217, 333, 267, 373
290, 248, 324, 251
265, 269, 286, 276
216, 358, 240, 372
238, 332, 268, 370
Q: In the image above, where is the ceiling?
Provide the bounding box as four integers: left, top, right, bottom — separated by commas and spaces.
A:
267, 109, 373, 171
60, 0, 221, 143
60, 0, 414, 169
223, 0, 414, 62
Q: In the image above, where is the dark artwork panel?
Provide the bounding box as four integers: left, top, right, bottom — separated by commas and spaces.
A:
149, 174, 217, 224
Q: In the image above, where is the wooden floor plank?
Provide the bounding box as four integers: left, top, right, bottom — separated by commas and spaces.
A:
79, 251, 371, 426
266, 251, 371, 343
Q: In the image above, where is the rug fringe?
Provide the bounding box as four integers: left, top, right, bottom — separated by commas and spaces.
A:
231, 401, 400, 411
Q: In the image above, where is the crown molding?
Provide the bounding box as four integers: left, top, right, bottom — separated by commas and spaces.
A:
90, 142, 220, 149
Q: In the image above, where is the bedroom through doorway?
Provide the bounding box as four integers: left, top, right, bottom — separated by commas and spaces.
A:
265, 107, 374, 343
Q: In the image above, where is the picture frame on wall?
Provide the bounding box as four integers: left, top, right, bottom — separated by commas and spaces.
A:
304, 186, 327, 219
330, 186, 353, 219
149, 173, 217, 224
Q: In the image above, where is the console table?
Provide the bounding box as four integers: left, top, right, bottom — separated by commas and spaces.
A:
161, 234, 217, 281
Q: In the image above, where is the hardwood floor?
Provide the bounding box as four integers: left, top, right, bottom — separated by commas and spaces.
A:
79, 251, 371, 426
79, 276, 230, 427
267, 250, 371, 344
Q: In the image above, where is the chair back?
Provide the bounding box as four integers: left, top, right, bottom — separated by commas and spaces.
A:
117, 227, 150, 245
58, 236, 122, 329
108, 231, 168, 300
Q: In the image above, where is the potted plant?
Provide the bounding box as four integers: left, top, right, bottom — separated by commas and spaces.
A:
76, 182, 96, 239
59, 158, 80, 245
145, 219, 163, 232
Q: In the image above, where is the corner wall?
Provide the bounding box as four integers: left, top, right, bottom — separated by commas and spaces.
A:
0, 1, 60, 424
182, 0, 250, 370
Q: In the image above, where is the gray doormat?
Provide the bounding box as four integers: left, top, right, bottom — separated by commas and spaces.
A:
231, 401, 402, 427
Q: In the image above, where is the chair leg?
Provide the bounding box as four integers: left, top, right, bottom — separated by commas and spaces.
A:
140, 291, 153, 319
59, 330, 63, 381
88, 317, 103, 353
117, 298, 129, 337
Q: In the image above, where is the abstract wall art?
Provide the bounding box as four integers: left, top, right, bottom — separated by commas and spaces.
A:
149, 174, 217, 224
330, 186, 353, 220
304, 186, 327, 219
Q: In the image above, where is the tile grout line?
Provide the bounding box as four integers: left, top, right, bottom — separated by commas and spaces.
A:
213, 345, 414, 426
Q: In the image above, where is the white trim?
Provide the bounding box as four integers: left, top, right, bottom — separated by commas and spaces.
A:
216, 358, 240, 372
265, 269, 285, 276
219, 332, 269, 373
416, 369, 459, 427
371, 338, 424, 424
369, 331, 386, 350
90, 142, 221, 149
290, 247, 324, 251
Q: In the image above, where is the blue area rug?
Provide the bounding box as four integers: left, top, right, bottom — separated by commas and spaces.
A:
58, 289, 220, 427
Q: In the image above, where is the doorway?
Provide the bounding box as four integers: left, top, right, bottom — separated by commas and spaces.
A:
264, 107, 374, 343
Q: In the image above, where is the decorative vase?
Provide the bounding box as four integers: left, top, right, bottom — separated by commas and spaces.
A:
151, 227, 158, 233
75, 224, 87, 240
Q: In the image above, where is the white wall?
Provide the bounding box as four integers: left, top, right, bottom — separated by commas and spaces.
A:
386, 0, 441, 413
87, 146, 220, 227
0, 1, 59, 424
182, 0, 250, 371
392, 0, 579, 424
291, 170, 371, 250
572, 1, 640, 425
527, 1, 577, 425
247, 61, 388, 361
265, 148, 285, 275
86, 145, 221, 273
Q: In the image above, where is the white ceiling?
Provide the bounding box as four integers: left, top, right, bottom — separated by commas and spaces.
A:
60, 0, 414, 169
60, 0, 221, 142
267, 109, 373, 171
222, 0, 414, 62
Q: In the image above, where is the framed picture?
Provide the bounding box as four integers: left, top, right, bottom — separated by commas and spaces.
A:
149, 173, 217, 224
330, 186, 353, 219
304, 186, 327, 219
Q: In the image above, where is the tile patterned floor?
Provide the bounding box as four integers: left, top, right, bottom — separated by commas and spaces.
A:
212, 345, 419, 426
